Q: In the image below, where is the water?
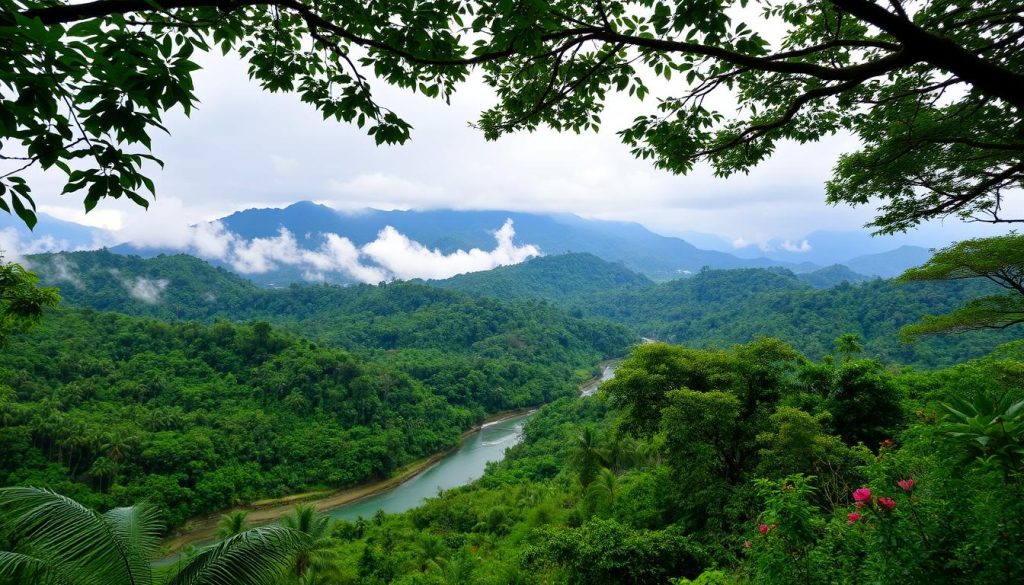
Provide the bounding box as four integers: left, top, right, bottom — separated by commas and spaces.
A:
580, 364, 617, 397
162, 366, 620, 557
328, 411, 534, 521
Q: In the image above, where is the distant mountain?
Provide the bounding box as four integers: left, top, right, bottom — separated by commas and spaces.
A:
844, 246, 932, 278
431, 253, 653, 302
27, 250, 258, 317
710, 228, 952, 271
796, 264, 873, 288
21, 202, 943, 285
128, 201, 809, 280
0, 213, 109, 257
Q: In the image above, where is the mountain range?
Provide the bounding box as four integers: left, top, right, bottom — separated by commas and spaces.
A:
24, 249, 1013, 368
2, 202, 940, 282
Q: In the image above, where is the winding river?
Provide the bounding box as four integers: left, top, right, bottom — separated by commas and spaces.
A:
327, 411, 534, 521
160, 363, 618, 558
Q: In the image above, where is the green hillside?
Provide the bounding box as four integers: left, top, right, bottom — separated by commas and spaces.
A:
429, 252, 653, 302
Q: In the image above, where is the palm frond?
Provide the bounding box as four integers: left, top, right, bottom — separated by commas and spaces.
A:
0, 487, 145, 585
0, 550, 73, 585
166, 525, 308, 585
102, 503, 164, 585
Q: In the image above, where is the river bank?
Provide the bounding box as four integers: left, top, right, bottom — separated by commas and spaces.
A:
159, 408, 535, 555
579, 358, 621, 396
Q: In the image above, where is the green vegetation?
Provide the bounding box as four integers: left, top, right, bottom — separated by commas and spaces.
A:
0, 303, 630, 527
432, 253, 652, 303
261, 338, 1022, 584
4, 242, 1023, 583
5, 1, 1021, 235
899, 233, 1024, 338
427, 254, 1017, 368
0, 486, 307, 585
0, 257, 59, 347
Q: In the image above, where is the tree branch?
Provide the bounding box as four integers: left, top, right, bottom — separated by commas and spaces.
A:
829, 0, 1024, 109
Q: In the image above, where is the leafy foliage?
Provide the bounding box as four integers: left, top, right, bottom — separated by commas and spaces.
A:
4, 1, 1022, 231
0, 487, 306, 585
0, 256, 59, 347
0, 303, 628, 527
900, 233, 1024, 337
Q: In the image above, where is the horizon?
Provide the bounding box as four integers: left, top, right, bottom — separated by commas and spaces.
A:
0, 199, 972, 284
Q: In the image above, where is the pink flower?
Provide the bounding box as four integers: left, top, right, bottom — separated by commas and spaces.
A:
878, 497, 896, 510
897, 479, 915, 492
881, 439, 895, 448
853, 487, 872, 503
847, 512, 861, 525
854, 501, 865, 508
758, 523, 768, 535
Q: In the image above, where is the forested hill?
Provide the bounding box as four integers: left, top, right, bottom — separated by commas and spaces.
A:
425, 254, 1015, 368
26, 250, 258, 317
429, 252, 653, 302
1, 257, 636, 528
0, 309, 553, 527
29, 249, 1013, 369
579, 268, 1016, 367
27, 250, 634, 361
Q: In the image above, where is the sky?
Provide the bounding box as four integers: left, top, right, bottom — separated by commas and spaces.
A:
9, 32, 1017, 265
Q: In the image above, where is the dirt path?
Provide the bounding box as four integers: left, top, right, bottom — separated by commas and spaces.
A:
159, 408, 534, 555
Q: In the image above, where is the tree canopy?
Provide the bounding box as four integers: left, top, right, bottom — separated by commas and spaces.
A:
0, 256, 59, 347
899, 233, 1024, 337
2, 0, 1021, 231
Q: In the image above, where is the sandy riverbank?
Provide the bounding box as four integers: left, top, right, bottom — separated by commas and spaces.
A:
159, 408, 535, 555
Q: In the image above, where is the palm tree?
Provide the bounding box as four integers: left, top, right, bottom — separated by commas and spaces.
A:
603, 436, 639, 473
567, 426, 607, 487
834, 333, 863, 363
280, 505, 336, 581
0, 486, 307, 585
216, 510, 251, 541
585, 467, 619, 514
88, 456, 118, 492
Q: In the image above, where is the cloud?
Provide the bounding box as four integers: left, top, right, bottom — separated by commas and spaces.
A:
327, 173, 445, 209
269, 154, 299, 174
125, 217, 538, 283
0, 228, 82, 262
47, 255, 84, 289
128, 277, 170, 304
780, 239, 812, 253
362, 219, 540, 280
108, 268, 169, 303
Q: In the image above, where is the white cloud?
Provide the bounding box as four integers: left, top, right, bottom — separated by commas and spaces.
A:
124, 215, 537, 284
362, 219, 540, 280
780, 239, 812, 253
48, 255, 84, 289
269, 154, 299, 174
0, 227, 83, 261
109, 269, 169, 303
327, 173, 445, 209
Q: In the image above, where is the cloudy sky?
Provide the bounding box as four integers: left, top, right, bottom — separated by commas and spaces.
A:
18, 48, 1015, 250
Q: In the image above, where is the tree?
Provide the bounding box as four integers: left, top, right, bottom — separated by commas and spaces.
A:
4, 0, 1023, 232
216, 510, 251, 540
0, 257, 59, 347
827, 360, 904, 447
900, 234, 1024, 338
568, 426, 607, 487
834, 333, 863, 363
279, 504, 336, 581
0, 486, 308, 585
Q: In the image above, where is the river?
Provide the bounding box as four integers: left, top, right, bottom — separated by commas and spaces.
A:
327, 411, 534, 521
325, 363, 616, 520
160, 365, 617, 558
